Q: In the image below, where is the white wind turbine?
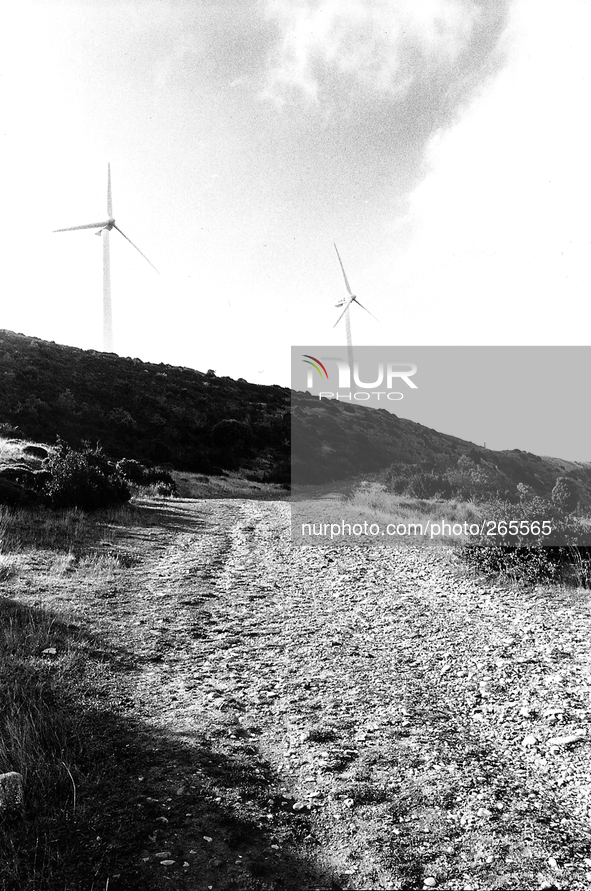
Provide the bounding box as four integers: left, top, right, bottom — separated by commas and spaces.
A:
333, 243, 378, 379
54, 163, 158, 352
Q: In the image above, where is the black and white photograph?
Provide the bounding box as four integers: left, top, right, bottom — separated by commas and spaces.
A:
1, 1, 591, 889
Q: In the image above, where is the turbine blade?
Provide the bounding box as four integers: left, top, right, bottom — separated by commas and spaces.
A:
107, 162, 112, 218
333, 297, 354, 327
53, 221, 111, 232
334, 242, 353, 296
353, 297, 379, 322
113, 225, 159, 273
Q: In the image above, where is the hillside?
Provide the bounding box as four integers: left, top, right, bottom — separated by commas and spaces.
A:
1, 329, 589, 502
291, 390, 591, 501
0, 330, 289, 479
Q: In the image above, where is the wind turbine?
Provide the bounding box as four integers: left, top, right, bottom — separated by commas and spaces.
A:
333, 243, 378, 380
54, 163, 158, 352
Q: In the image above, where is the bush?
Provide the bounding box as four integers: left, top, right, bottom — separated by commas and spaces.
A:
116, 457, 177, 494
211, 419, 253, 469
211, 419, 252, 452
552, 476, 580, 513
460, 496, 591, 586
44, 442, 130, 511
116, 458, 148, 485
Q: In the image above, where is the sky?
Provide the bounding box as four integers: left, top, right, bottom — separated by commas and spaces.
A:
2, 0, 591, 397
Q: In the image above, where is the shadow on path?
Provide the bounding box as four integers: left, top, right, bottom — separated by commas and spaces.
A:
0, 597, 339, 891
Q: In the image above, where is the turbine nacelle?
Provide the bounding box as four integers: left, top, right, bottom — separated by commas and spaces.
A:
333, 243, 378, 328
94, 218, 116, 235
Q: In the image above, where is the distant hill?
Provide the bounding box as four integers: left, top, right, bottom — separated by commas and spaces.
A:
291, 390, 591, 501
0, 330, 289, 479
1, 329, 589, 501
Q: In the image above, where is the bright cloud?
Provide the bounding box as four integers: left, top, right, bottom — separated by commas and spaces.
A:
381, 0, 591, 343
262, 0, 481, 104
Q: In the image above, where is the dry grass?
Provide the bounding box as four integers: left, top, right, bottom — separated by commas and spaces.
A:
173, 469, 289, 500
348, 481, 483, 542
0, 554, 22, 581
0, 504, 133, 556
0, 501, 146, 889
0, 598, 88, 889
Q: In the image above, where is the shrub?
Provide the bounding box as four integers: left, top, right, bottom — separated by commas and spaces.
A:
262, 460, 290, 485
116, 458, 177, 494
551, 476, 580, 513
460, 496, 591, 586
211, 419, 253, 468
0, 422, 20, 437
43, 442, 130, 511
116, 458, 147, 485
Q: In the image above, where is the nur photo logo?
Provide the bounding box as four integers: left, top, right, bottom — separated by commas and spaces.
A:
298, 348, 418, 402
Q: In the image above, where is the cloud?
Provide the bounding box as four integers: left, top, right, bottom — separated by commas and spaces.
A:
380, 0, 591, 343
261, 0, 483, 105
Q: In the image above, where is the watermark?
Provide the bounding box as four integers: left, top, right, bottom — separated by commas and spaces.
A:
298, 349, 418, 401
300, 519, 555, 540
290, 345, 591, 549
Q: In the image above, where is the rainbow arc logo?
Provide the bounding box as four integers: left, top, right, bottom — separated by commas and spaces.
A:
302, 355, 328, 379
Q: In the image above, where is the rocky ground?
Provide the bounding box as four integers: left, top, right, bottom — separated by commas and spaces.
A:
6, 497, 591, 889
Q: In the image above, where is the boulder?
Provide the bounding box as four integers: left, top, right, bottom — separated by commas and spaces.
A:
0, 465, 48, 493
0, 477, 38, 506
0, 477, 28, 505
0, 463, 32, 478
23, 445, 49, 459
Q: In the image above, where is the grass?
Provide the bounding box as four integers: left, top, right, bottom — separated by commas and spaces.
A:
0, 504, 133, 556
348, 481, 483, 541
0, 598, 88, 889
348, 484, 591, 587
0, 501, 146, 889
173, 468, 290, 500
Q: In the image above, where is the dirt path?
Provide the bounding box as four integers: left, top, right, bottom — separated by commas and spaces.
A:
27, 497, 591, 889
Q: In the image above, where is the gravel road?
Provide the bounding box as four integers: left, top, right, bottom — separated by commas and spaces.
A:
63, 497, 591, 890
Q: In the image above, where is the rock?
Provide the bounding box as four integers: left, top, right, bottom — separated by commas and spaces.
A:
23, 445, 49, 459
0, 772, 24, 812
424, 879, 437, 888
0, 477, 31, 506
522, 734, 538, 747
547, 732, 585, 748
42, 648, 57, 656
160, 860, 175, 866
155, 851, 172, 859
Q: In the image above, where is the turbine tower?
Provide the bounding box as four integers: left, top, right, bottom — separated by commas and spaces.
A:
333, 243, 378, 381
54, 163, 158, 352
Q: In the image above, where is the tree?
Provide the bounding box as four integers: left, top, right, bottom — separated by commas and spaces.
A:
211, 419, 253, 467
551, 476, 580, 514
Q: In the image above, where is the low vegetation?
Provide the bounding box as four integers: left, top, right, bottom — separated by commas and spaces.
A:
347, 473, 591, 587
0, 437, 180, 512
0, 500, 142, 890
0, 328, 289, 477
460, 496, 591, 587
